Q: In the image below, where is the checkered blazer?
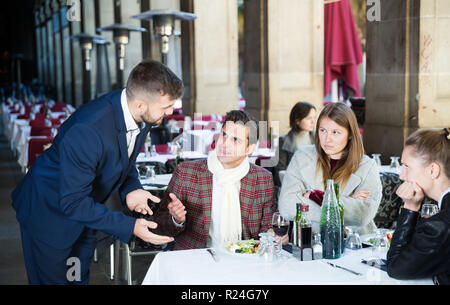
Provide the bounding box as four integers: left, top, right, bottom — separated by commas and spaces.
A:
154, 159, 276, 250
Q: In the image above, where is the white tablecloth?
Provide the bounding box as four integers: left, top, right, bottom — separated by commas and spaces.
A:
142, 247, 433, 285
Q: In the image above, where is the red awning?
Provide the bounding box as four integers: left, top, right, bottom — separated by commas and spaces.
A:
324, 0, 363, 97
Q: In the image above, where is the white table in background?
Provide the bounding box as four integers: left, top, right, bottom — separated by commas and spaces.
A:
142, 247, 432, 285
136, 151, 208, 164
140, 174, 172, 191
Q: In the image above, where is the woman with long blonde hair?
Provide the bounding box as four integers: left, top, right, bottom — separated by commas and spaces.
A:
279, 102, 382, 234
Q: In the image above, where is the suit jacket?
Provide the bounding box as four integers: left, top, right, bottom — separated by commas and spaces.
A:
154, 159, 276, 250
11, 90, 149, 249
387, 193, 450, 285
278, 145, 382, 234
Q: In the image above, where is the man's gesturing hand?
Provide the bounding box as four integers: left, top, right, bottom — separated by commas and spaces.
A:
168, 193, 186, 224
126, 189, 160, 215
133, 218, 174, 245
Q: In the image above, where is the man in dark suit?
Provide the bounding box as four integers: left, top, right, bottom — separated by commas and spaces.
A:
154, 110, 285, 250
11, 60, 183, 284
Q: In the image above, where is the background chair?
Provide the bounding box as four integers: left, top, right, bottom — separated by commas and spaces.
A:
374, 172, 438, 229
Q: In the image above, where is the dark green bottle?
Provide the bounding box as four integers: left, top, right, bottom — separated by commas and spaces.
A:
292, 203, 302, 246
334, 183, 345, 253
320, 179, 342, 259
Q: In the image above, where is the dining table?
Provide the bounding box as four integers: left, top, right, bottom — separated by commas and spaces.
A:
141, 245, 433, 285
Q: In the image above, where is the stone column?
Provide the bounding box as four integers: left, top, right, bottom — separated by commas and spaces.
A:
98, 0, 117, 89
266, 0, 324, 135
34, 5, 43, 84
83, 0, 96, 99
51, 0, 63, 102
70, 6, 83, 107
121, 0, 143, 85
45, 0, 55, 93
417, 0, 450, 127
192, 0, 239, 116
243, 0, 324, 135
364, 0, 450, 163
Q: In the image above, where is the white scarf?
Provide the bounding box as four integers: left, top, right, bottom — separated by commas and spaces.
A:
207, 149, 250, 246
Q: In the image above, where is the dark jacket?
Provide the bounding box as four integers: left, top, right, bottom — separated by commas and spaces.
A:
387, 193, 450, 285
11, 90, 149, 249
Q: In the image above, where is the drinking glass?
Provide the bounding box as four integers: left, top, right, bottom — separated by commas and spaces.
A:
345, 226, 362, 250
51, 127, 58, 138
136, 164, 147, 180
258, 233, 275, 262
150, 145, 157, 155
389, 156, 401, 174
421, 203, 439, 218
371, 154, 382, 167
371, 229, 389, 264
271, 212, 289, 256
146, 165, 156, 182
144, 141, 150, 157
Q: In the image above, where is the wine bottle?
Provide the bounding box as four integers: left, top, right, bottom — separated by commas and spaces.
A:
292, 203, 302, 246
299, 204, 312, 248
320, 179, 342, 259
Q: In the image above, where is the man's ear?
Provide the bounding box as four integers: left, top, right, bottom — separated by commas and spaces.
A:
246, 143, 256, 156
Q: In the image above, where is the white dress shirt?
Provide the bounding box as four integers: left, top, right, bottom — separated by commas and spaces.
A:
121, 89, 145, 158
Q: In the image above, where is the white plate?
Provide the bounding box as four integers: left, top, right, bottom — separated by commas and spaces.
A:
222, 240, 261, 257
360, 230, 394, 247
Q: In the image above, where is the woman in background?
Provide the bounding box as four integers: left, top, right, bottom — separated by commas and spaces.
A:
278, 102, 382, 234
387, 128, 450, 285
274, 102, 316, 186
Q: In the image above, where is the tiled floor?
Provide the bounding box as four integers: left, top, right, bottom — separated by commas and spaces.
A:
0, 119, 155, 285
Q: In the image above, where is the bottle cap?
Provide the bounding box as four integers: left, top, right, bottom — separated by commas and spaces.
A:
301, 204, 309, 212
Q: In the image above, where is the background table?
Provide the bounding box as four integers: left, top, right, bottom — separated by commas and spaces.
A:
142, 247, 433, 285
141, 174, 172, 191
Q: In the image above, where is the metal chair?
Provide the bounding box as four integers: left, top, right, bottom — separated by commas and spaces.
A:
119, 238, 164, 285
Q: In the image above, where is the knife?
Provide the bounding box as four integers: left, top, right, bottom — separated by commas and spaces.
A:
207, 248, 220, 262
326, 262, 363, 276
361, 259, 387, 271
141, 183, 167, 188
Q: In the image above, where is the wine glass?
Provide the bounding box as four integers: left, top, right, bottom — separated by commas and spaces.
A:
421, 203, 439, 218
271, 212, 289, 257
371, 229, 389, 264
389, 156, 401, 174
371, 154, 382, 167
345, 226, 362, 250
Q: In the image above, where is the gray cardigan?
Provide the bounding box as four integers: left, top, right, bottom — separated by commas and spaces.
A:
278, 145, 382, 234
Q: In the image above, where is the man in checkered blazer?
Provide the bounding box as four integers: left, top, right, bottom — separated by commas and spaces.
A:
153, 110, 278, 250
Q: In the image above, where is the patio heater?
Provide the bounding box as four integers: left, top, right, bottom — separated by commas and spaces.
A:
68, 33, 105, 104
93, 37, 112, 98
132, 10, 196, 65
96, 24, 147, 88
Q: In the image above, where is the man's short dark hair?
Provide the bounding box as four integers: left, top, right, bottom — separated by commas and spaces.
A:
222, 110, 259, 146
126, 59, 184, 102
